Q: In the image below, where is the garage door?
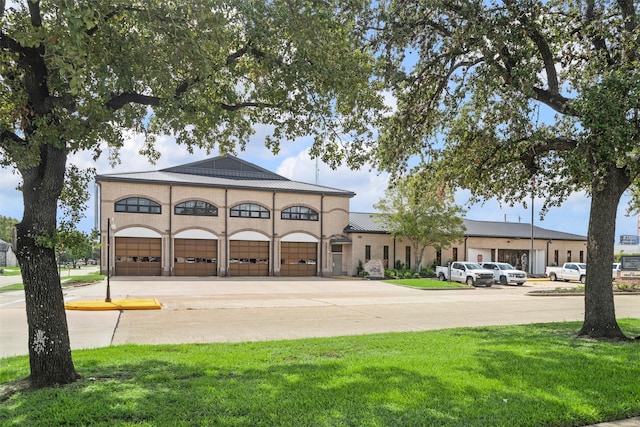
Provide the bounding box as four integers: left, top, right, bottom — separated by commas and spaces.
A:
115, 237, 162, 276
174, 239, 217, 276
280, 242, 317, 276
229, 240, 269, 276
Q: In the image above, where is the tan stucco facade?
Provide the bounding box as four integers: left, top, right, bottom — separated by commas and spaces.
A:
345, 232, 587, 275
99, 180, 351, 277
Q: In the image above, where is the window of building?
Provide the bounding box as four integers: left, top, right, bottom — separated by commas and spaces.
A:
115, 197, 161, 214
331, 245, 342, 253
383, 246, 389, 268
567, 250, 572, 262
174, 200, 218, 216
436, 250, 442, 266
230, 203, 270, 219
281, 206, 319, 221
452, 247, 458, 262
554, 250, 559, 265
579, 250, 584, 263
365, 245, 371, 262
405, 246, 411, 269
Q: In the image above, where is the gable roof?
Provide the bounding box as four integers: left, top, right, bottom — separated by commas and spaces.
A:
96, 155, 355, 197
160, 156, 288, 181
346, 213, 587, 241
0, 239, 12, 252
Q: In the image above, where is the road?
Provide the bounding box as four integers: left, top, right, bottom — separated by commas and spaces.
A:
1, 276, 639, 358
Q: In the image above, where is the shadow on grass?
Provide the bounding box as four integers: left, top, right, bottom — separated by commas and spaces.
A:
2, 323, 640, 426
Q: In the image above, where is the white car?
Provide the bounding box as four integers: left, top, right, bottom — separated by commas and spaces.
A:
480, 262, 527, 286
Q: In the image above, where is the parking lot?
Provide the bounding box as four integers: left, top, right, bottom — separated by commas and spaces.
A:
1, 276, 639, 358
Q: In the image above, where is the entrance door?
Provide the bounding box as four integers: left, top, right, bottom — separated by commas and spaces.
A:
332, 254, 342, 276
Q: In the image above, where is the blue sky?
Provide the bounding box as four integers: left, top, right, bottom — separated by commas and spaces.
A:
0, 131, 638, 240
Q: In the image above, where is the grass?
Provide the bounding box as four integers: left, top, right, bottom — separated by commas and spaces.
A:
0, 267, 20, 276
0, 272, 105, 292
2, 321, 640, 426
384, 277, 470, 288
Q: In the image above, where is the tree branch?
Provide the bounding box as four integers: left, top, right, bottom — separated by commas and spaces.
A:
584, 0, 614, 65
1, 130, 26, 146
28, 0, 42, 27
106, 91, 281, 112
106, 92, 160, 110
86, 7, 152, 36
532, 87, 578, 116
617, 0, 637, 32
220, 101, 282, 111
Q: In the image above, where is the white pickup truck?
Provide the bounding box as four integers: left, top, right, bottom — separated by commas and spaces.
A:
545, 263, 587, 284
480, 262, 527, 286
436, 262, 495, 287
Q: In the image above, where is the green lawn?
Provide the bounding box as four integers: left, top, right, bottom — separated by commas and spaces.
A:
385, 277, 470, 288
0, 267, 20, 276
0, 272, 105, 292
2, 321, 640, 426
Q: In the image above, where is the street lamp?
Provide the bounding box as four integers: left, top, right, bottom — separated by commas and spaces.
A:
106, 218, 115, 302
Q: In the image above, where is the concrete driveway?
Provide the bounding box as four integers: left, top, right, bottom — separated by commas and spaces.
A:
1, 277, 639, 358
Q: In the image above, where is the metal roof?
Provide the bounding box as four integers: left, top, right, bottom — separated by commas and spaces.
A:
346, 213, 587, 241
345, 212, 387, 233
96, 155, 355, 197
161, 156, 288, 181
0, 239, 11, 252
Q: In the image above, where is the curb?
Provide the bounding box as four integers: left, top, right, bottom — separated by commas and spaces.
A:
64, 298, 162, 311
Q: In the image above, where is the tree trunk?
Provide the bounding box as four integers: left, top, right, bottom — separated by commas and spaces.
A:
413, 242, 424, 272
15, 145, 79, 388
577, 166, 629, 340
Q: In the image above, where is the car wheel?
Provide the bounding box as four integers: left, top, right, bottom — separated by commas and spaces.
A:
550, 273, 557, 281
466, 276, 475, 286
580, 275, 586, 284
499, 276, 508, 286
438, 273, 446, 281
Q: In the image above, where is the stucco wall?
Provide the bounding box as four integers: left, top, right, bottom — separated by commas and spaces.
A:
99, 180, 350, 276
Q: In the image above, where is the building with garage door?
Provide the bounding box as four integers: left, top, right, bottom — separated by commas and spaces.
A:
97, 155, 353, 277
97, 155, 588, 277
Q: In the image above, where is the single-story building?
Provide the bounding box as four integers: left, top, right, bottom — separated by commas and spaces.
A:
346, 213, 587, 275
0, 239, 18, 268
96, 155, 587, 277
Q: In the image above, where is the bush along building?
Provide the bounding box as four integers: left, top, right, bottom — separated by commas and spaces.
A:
96, 155, 588, 277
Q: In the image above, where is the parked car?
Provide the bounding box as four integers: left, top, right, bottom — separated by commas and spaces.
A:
480, 262, 527, 286
435, 262, 495, 287
612, 263, 622, 279
545, 263, 587, 284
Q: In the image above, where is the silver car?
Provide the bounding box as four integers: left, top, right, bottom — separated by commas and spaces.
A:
480, 262, 527, 286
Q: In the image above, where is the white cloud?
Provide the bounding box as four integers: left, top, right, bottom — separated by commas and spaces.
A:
0, 168, 22, 221
275, 149, 389, 212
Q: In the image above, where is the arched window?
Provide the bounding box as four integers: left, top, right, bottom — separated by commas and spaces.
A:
175, 200, 218, 216
230, 203, 270, 219
281, 206, 319, 221
115, 197, 161, 214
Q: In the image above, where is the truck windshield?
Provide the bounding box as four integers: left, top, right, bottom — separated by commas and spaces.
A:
497, 263, 516, 270
463, 263, 483, 269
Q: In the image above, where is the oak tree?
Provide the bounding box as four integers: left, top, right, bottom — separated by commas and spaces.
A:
376, 0, 640, 339
0, 0, 382, 387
